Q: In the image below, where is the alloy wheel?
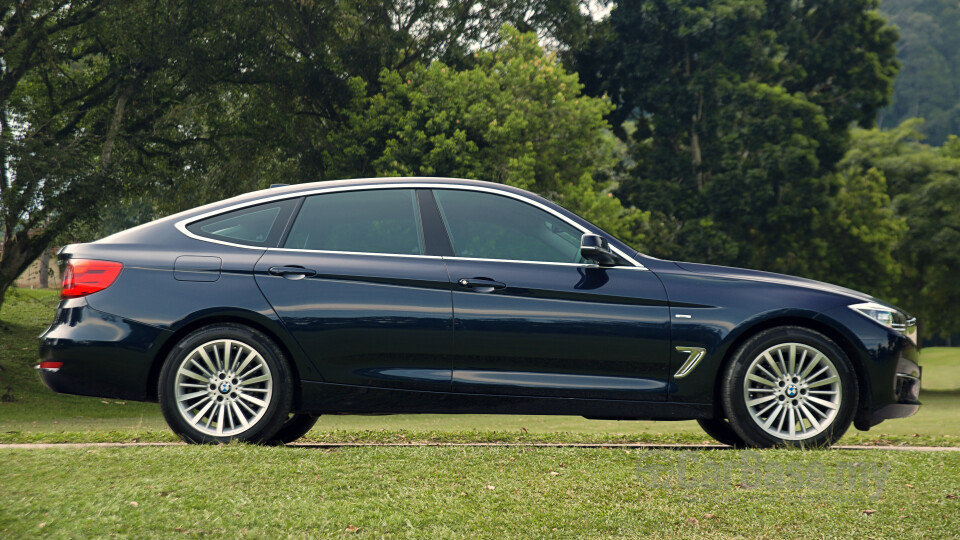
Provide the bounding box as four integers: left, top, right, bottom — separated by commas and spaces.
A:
174, 339, 274, 437
742, 342, 842, 441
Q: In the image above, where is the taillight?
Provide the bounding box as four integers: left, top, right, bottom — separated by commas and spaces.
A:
60, 259, 123, 299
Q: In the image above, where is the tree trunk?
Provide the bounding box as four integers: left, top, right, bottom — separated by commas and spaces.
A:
38, 248, 50, 288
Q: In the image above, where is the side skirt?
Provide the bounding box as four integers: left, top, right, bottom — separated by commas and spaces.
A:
299, 381, 712, 420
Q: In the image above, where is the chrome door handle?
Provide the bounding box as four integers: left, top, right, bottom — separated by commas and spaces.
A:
457, 277, 506, 292
268, 266, 317, 279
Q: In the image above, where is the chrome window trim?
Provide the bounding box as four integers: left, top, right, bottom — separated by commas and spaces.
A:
264, 246, 443, 260
441, 254, 649, 270
175, 182, 647, 269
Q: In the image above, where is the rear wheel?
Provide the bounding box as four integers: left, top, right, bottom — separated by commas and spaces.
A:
159, 324, 293, 444
721, 326, 857, 448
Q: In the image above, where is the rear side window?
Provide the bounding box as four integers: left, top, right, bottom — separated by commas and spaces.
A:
186, 199, 298, 247
284, 189, 424, 255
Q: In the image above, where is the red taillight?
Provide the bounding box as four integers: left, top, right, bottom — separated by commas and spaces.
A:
39, 361, 63, 371
60, 259, 123, 299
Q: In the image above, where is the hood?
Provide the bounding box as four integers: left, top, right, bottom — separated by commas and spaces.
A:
672, 261, 876, 303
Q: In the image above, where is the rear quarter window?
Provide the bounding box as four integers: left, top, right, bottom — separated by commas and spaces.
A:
186, 199, 299, 247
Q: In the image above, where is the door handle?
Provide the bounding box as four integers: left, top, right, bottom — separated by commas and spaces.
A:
268, 265, 317, 280
457, 277, 506, 292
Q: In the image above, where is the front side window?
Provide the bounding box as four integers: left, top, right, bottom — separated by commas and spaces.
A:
284, 189, 424, 255
186, 199, 297, 246
433, 189, 585, 263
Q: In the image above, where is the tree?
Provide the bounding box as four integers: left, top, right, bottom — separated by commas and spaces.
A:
568, 0, 900, 278
325, 26, 649, 247
879, 0, 960, 145
808, 168, 905, 299
840, 120, 960, 336
1, 1, 594, 308
137, 0, 595, 217
0, 1, 262, 309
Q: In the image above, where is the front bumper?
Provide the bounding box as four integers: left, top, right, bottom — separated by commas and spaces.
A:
38, 298, 172, 402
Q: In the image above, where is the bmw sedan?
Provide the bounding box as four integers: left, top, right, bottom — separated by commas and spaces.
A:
37, 177, 921, 447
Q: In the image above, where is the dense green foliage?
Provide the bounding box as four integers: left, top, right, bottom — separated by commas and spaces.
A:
0, 1, 590, 311
324, 27, 648, 245
570, 0, 901, 282
0, 1, 245, 307
839, 121, 960, 337
879, 0, 960, 145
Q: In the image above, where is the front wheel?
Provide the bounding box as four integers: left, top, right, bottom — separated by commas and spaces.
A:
720, 326, 858, 448
159, 324, 293, 444
696, 418, 747, 448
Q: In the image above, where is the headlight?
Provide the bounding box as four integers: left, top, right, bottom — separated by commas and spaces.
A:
849, 302, 917, 342
850, 302, 896, 328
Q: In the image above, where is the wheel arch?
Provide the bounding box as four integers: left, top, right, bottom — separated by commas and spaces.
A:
711, 315, 871, 425
145, 312, 309, 410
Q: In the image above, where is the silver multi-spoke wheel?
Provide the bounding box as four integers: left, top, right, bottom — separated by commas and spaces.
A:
174, 339, 274, 437
743, 342, 841, 441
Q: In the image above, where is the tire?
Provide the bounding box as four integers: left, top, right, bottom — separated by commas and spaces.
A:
720, 326, 858, 449
158, 323, 293, 444
696, 418, 747, 448
269, 414, 320, 445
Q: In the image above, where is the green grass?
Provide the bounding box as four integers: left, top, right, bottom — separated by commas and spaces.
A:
1, 445, 959, 537
0, 288, 160, 426
2, 288, 959, 446
916, 347, 960, 390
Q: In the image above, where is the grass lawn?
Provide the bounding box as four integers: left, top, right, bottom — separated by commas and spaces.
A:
2, 445, 959, 537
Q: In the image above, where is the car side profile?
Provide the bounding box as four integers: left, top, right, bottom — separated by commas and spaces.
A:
37, 177, 921, 447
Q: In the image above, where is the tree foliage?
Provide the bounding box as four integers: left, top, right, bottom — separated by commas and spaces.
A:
570, 0, 900, 278
144, 0, 594, 215
840, 120, 960, 336
0, 0, 259, 307
325, 26, 649, 246
0, 1, 591, 310
879, 0, 960, 144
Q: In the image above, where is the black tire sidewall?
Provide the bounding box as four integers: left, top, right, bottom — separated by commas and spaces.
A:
696, 417, 747, 448
721, 326, 858, 448
158, 324, 293, 444
269, 413, 321, 445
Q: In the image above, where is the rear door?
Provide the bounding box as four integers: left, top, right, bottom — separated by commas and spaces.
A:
430, 188, 671, 401
254, 188, 453, 391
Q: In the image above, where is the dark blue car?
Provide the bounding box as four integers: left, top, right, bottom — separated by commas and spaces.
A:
37, 177, 921, 447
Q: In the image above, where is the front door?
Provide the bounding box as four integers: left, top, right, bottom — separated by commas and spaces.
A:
430, 188, 671, 401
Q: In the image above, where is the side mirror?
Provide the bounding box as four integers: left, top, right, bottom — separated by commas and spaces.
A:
580, 234, 618, 266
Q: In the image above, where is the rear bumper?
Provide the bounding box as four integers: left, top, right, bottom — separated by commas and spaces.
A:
37, 298, 172, 402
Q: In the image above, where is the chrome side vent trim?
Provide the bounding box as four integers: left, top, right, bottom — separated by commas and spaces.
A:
674, 347, 707, 379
